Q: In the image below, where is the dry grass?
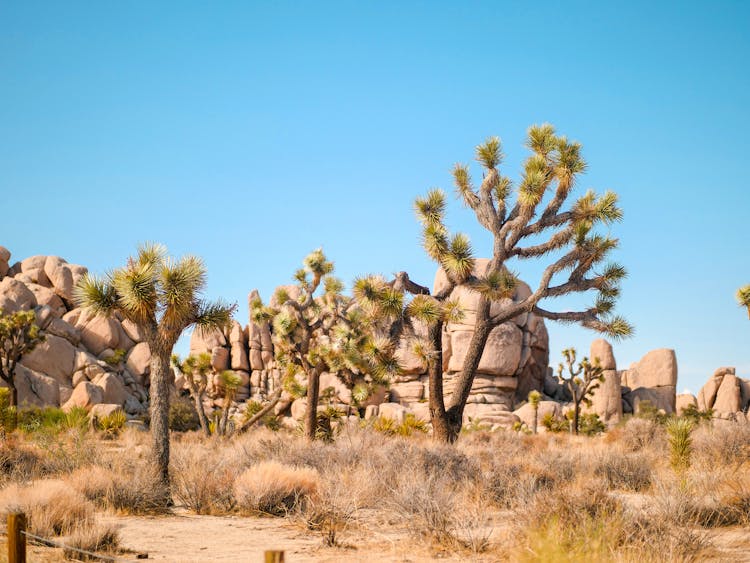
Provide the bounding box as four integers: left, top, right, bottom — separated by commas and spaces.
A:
0, 414, 748, 560
234, 461, 319, 516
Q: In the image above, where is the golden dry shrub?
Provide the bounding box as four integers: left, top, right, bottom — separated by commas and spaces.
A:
234, 461, 319, 516
0, 479, 94, 536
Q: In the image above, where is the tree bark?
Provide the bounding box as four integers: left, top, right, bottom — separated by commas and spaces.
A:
573, 402, 580, 436
149, 349, 172, 494
10, 384, 17, 408
193, 392, 210, 437
427, 321, 452, 443
238, 388, 283, 434
444, 299, 493, 442
304, 368, 321, 441
533, 406, 538, 434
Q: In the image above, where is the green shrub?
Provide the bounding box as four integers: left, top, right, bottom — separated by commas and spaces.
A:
97, 410, 126, 439
542, 412, 605, 436
680, 403, 713, 425
102, 348, 127, 366
665, 417, 693, 471
169, 396, 201, 432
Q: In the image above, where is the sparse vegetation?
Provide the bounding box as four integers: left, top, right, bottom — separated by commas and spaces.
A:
0, 309, 45, 413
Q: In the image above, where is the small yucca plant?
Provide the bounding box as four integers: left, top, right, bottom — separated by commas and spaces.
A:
666, 418, 694, 472
97, 411, 127, 439
528, 390, 542, 434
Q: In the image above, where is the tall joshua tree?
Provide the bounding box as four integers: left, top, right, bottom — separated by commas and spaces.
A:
75, 243, 235, 491
556, 348, 604, 435
0, 309, 45, 414
386, 125, 632, 443
737, 285, 750, 319
251, 249, 399, 441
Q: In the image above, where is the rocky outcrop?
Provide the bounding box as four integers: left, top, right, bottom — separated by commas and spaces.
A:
0, 247, 150, 416
586, 339, 622, 426
621, 349, 677, 414
696, 367, 750, 420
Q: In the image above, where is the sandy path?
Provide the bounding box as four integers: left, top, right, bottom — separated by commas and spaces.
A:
105, 512, 321, 562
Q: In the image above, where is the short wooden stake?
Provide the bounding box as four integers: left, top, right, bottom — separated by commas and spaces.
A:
8, 512, 26, 563
265, 550, 284, 563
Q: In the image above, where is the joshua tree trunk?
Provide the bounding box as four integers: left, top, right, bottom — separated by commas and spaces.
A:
219, 396, 232, 436
304, 367, 322, 441
572, 402, 580, 436
9, 385, 17, 408
238, 388, 283, 434
440, 302, 493, 443
427, 321, 453, 443
194, 393, 210, 437
532, 406, 539, 434
149, 348, 172, 493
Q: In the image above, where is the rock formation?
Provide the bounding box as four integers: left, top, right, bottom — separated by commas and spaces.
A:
695, 367, 750, 421
0, 246, 150, 415
621, 349, 678, 414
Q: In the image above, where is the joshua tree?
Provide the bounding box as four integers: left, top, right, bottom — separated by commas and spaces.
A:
171, 352, 212, 437
665, 417, 693, 472
557, 348, 604, 435
737, 285, 750, 319
528, 390, 542, 434
75, 243, 235, 491
216, 370, 241, 436
386, 126, 631, 442
0, 309, 45, 416
251, 249, 398, 441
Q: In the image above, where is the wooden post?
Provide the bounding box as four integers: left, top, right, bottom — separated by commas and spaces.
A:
8, 512, 26, 563
264, 550, 284, 563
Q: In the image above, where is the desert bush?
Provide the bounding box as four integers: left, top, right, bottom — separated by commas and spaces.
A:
0, 479, 94, 536
234, 461, 319, 516
0, 388, 17, 433
692, 423, 750, 467
616, 416, 665, 452
593, 450, 652, 491
64, 522, 120, 559
170, 442, 240, 514
68, 459, 168, 515
303, 472, 359, 547
391, 473, 458, 545
0, 436, 42, 482
169, 396, 201, 432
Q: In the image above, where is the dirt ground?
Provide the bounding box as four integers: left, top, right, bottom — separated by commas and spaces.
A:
2, 510, 749, 562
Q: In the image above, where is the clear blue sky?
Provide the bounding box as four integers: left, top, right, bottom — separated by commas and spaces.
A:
2, 1, 748, 392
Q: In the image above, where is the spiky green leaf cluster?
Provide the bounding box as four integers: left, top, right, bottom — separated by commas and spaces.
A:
470, 269, 518, 301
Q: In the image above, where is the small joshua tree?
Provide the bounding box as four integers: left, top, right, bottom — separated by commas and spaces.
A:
557, 348, 604, 435
737, 285, 750, 319
171, 353, 212, 437
251, 249, 399, 441
75, 243, 235, 492
216, 370, 241, 436
528, 390, 542, 434
0, 309, 45, 416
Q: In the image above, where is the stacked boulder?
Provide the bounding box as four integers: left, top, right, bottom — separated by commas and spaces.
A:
694, 367, 750, 422
620, 349, 678, 414
0, 247, 149, 416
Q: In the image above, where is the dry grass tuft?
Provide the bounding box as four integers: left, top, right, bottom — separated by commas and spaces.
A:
234, 461, 319, 516
0, 479, 93, 536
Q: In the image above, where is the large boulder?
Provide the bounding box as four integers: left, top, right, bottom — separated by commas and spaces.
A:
713, 373, 742, 415
0, 246, 10, 278
676, 393, 698, 414
586, 339, 622, 426
63, 381, 104, 410
6, 365, 60, 406
80, 316, 122, 356
25, 283, 66, 317
45, 318, 81, 346
93, 373, 128, 405
0, 277, 37, 312
125, 342, 151, 379
621, 349, 677, 414
20, 256, 51, 286
43, 256, 87, 304
19, 334, 76, 385
434, 259, 549, 414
